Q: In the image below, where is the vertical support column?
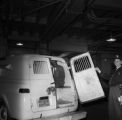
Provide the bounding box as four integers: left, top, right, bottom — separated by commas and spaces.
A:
0, 36, 7, 58
0, 0, 10, 58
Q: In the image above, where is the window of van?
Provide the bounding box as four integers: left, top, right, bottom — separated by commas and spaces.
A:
74, 56, 91, 72
33, 61, 49, 74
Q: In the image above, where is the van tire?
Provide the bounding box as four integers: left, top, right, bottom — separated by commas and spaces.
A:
0, 103, 8, 120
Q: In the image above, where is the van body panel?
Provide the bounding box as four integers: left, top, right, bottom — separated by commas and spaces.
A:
0, 81, 32, 119
35, 111, 87, 120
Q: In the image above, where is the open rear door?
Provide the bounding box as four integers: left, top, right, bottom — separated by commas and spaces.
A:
70, 52, 105, 103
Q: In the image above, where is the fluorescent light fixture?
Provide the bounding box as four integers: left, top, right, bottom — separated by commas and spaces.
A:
106, 38, 116, 42
16, 42, 23, 46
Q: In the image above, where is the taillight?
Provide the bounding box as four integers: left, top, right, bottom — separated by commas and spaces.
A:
19, 88, 30, 93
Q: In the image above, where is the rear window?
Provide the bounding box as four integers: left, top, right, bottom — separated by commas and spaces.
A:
33, 61, 49, 74
74, 56, 91, 72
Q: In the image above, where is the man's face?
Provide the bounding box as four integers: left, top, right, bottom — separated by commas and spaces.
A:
114, 59, 121, 69
51, 61, 57, 67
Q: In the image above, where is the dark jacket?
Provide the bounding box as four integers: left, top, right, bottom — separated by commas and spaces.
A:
109, 67, 122, 86
53, 65, 65, 88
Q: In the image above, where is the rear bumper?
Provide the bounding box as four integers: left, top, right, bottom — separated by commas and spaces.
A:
35, 111, 87, 120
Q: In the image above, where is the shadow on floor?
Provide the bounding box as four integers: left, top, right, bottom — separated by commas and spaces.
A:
78, 98, 109, 120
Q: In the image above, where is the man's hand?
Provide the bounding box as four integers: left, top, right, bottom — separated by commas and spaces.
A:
95, 67, 101, 74
118, 96, 122, 105
119, 84, 122, 105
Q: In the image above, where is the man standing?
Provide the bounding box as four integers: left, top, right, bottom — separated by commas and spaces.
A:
51, 60, 65, 88
109, 55, 122, 120
96, 55, 122, 120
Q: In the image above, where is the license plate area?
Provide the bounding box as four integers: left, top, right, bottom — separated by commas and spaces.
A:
38, 96, 50, 107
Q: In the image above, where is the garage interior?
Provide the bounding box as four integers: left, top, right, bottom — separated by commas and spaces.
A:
0, 0, 122, 120
0, 0, 122, 71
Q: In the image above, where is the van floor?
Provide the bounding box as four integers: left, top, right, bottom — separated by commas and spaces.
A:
57, 99, 73, 107
57, 99, 72, 104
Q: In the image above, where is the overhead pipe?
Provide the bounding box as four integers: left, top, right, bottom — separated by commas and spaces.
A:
2, 0, 64, 20
21, 0, 64, 17
87, 9, 122, 26
82, 0, 122, 26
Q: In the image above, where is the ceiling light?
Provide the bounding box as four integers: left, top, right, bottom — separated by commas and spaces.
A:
16, 42, 23, 46
106, 38, 116, 42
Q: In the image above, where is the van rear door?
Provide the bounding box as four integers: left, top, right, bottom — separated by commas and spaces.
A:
29, 57, 56, 112
70, 52, 105, 103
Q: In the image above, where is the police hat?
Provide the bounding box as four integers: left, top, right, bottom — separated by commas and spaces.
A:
114, 55, 121, 61
115, 55, 120, 59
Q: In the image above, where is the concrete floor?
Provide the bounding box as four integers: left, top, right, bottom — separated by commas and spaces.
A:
78, 98, 109, 120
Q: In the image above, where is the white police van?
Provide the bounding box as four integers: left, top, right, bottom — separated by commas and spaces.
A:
0, 52, 104, 120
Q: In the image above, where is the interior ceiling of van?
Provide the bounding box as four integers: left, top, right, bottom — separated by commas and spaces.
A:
1, 0, 122, 55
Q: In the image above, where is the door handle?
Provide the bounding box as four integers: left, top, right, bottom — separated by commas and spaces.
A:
51, 82, 55, 84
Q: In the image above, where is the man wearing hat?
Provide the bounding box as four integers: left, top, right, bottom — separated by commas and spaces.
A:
96, 55, 122, 120
50, 60, 65, 88
108, 55, 122, 120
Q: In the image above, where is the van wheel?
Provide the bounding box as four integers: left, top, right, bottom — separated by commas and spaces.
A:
0, 103, 8, 120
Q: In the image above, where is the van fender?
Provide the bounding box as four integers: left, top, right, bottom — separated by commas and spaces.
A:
0, 94, 10, 113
